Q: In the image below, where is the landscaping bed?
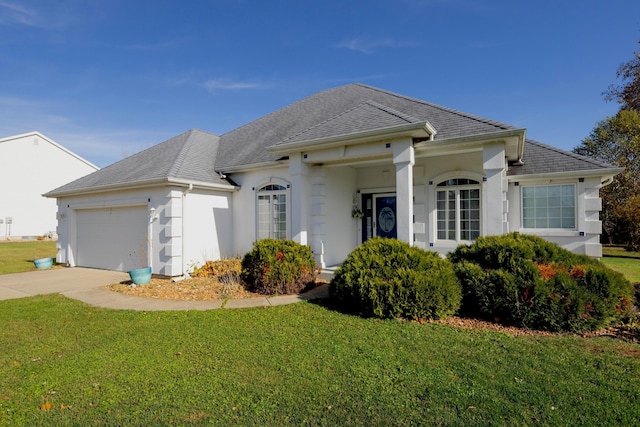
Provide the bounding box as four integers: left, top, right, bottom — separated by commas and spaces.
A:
105, 276, 329, 301
432, 316, 640, 344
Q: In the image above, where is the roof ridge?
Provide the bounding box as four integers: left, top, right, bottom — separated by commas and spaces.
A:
353, 83, 515, 131
525, 139, 616, 168
278, 99, 420, 144
167, 129, 197, 177
364, 100, 422, 123
219, 87, 343, 139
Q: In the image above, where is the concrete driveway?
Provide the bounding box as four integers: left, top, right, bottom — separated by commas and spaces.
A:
0, 267, 129, 301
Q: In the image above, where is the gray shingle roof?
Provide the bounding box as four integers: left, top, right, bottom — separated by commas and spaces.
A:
47, 84, 619, 197
281, 101, 425, 144
508, 140, 618, 177
46, 129, 227, 196
216, 83, 517, 170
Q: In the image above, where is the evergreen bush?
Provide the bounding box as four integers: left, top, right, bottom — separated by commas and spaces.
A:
329, 238, 461, 320
240, 239, 316, 295
448, 233, 634, 332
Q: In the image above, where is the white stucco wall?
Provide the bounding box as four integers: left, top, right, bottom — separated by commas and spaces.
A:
55, 185, 234, 276
228, 165, 357, 267
229, 166, 292, 257
313, 165, 357, 267
507, 176, 604, 257
182, 190, 234, 268
0, 132, 98, 238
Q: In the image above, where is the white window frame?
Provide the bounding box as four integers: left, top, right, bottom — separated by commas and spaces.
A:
435, 178, 482, 243
255, 182, 290, 240
520, 183, 577, 230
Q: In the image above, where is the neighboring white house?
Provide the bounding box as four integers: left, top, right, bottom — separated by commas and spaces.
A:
46, 84, 622, 276
0, 132, 99, 239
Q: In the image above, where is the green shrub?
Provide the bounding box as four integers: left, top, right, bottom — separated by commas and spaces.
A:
240, 239, 316, 295
448, 233, 634, 332
329, 238, 461, 320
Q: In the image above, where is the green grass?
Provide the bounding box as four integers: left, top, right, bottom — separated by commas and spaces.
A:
1, 295, 639, 426
0, 241, 57, 274
602, 245, 640, 283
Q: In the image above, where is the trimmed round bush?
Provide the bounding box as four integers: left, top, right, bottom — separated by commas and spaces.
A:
329, 238, 461, 320
448, 233, 634, 332
241, 239, 316, 295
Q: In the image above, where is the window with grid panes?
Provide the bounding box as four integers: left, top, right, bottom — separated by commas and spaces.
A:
257, 184, 288, 239
436, 178, 481, 241
522, 184, 575, 229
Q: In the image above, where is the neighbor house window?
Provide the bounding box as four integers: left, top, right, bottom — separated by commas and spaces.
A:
436, 178, 481, 241
522, 184, 575, 229
257, 184, 288, 239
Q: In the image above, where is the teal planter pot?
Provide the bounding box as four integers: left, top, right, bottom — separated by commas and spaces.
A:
128, 267, 152, 285
33, 257, 53, 269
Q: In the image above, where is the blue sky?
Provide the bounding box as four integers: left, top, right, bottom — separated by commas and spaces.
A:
1, 0, 639, 167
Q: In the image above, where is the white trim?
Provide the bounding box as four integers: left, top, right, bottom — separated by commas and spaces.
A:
45, 177, 238, 198
507, 168, 623, 182
68, 198, 149, 210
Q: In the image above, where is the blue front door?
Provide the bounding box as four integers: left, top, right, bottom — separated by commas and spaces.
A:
375, 195, 397, 239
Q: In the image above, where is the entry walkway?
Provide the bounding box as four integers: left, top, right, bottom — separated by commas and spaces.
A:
0, 267, 329, 311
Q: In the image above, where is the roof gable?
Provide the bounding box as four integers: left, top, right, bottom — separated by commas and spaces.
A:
280, 101, 426, 145
216, 83, 516, 170
46, 129, 227, 196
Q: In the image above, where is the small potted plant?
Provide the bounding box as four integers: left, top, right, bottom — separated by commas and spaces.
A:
351, 194, 364, 219
33, 245, 55, 269
128, 239, 152, 285
33, 256, 53, 269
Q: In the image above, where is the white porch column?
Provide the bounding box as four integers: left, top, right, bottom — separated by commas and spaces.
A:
393, 138, 415, 245
483, 142, 507, 235
290, 152, 309, 245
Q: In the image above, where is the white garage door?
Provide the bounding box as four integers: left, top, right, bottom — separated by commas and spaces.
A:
76, 206, 148, 271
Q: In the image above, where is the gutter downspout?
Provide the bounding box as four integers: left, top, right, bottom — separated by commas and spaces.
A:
599, 176, 614, 188
181, 183, 193, 279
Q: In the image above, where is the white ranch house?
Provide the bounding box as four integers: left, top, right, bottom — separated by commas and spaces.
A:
46, 84, 622, 276
1, 131, 98, 239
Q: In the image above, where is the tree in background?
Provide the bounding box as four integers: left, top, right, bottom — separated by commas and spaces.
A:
603, 40, 640, 111
574, 109, 640, 245
614, 194, 640, 251
574, 38, 640, 248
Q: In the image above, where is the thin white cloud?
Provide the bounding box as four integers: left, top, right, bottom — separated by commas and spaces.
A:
112, 37, 192, 51
0, 1, 39, 27
204, 79, 266, 91
337, 37, 417, 54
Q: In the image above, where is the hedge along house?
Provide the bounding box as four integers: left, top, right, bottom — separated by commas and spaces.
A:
46, 84, 622, 276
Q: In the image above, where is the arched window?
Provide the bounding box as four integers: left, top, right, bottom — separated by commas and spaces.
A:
436, 178, 480, 241
256, 184, 288, 240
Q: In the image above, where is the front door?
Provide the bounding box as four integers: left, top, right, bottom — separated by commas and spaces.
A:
374, 194, 397, 239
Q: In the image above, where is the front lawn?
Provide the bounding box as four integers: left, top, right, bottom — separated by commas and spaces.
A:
1, 295, 639, 426
0, 241, 57, 274
602, 245, 640, 283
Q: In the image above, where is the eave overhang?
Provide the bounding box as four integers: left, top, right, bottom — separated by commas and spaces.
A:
414, 128, 527, 161
267, 121, 435, 156
44, 177, 239, 198
506, 167, 624, 182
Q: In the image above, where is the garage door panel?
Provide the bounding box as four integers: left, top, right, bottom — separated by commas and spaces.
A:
76, 206, 148, 271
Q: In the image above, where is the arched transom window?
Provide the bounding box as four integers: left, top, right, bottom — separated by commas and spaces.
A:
257, 184, 288, 240
436, 178, 481, 241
